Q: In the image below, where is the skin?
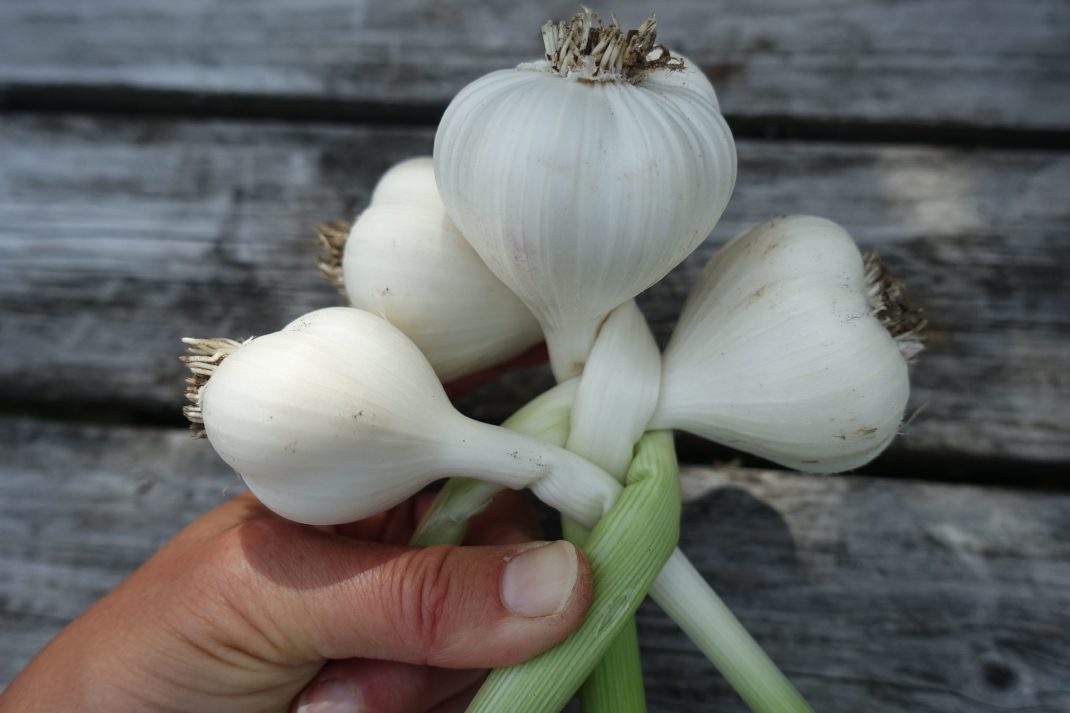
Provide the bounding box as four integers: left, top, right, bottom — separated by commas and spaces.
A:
0, 488, 592, 713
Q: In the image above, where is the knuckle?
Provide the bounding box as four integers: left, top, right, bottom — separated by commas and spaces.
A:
389, 545, 460, 660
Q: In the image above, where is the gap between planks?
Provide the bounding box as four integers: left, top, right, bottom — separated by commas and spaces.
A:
2, 85, 1069, 152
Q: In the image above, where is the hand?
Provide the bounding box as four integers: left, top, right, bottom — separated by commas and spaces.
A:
1, 488, 591, 713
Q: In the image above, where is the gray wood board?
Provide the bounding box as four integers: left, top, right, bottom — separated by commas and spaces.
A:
2, 1, 1069, 132
1, 115, 1068, 465
1, 417, 1067, 712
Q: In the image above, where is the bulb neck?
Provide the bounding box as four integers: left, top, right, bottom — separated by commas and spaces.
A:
540, 10, 682, 81
441, 417, 621, 527
544, 314, 607, 381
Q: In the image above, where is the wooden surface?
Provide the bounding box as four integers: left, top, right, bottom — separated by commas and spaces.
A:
2, 0, 1068, 709
2, 116, 1067, 465
2, 1, 1068, 134
2, 418, 1067, 711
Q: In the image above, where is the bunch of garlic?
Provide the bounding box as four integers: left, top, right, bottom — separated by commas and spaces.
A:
181, 10, 923, 713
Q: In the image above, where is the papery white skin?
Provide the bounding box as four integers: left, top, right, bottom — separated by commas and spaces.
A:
434, 55, 736, 379
651, 215, 910, 473
342, 158, 542, 382
198, 306, 619, 525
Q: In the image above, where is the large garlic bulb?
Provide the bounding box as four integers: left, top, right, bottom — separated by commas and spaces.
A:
434, 12, 736, 379
184, 307, 619, 525
651, 215, 912, 473
340, 158, 542, 382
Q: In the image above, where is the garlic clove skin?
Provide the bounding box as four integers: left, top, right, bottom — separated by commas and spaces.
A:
434, 17, 736, 380
196, 307, 618, 525
342, 158, 543, 383
650, 216, 910, 473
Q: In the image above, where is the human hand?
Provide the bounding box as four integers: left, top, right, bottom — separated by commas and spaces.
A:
1, 488, 591, 713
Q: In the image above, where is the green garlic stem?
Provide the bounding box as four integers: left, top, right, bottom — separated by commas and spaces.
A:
410, 381, 814, 713
560, 300, 661, 713
650, 550, 815, 713
409, 477, 499, 547
467, 431, 680, 713
562, 517, 648, 713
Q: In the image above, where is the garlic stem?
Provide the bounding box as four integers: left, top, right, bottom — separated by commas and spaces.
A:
409, 379, 579, 548
408, 478, 501, 548
561, 517, 648, 713
650, 551, 814, 713
565, 300, 661, 479
468, 431, 681, 713
561, 300, 661, 712
415, 450, 814, 713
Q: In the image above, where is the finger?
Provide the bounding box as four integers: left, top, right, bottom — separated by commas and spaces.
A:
292, 659, 484, 713
463, 489, 543, 546
215, 519, 592, 668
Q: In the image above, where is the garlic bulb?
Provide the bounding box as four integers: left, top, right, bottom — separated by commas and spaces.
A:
651, 215, 916, 473
331, 158, 543, 382
434, 11, 736, 379
182, 307, 619, 525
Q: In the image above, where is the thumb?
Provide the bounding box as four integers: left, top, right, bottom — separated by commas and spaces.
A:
225, 518, 592, 668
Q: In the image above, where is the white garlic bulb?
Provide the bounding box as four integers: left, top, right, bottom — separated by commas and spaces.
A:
184, 307, 619, 525
341, 158, 542, 382
651, 215, 912, 473
434, 12, 736, 379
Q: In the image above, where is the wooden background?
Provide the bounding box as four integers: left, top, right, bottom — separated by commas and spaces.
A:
1, 1, 1068, 710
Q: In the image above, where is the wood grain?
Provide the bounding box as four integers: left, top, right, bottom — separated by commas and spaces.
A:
2, 418, 1067, 711
1, 115, 1067, 465
2, 1, 1068, 132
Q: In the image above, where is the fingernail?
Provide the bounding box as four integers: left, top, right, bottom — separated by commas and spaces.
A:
295, 678, 362, 713
501, 541, 579, 618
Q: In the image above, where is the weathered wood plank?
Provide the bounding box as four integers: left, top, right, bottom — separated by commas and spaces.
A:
1, 418, 1067, 712
1, 114, 1067, 465
2, 1, 1068, 132
642, 465, 1070, 712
